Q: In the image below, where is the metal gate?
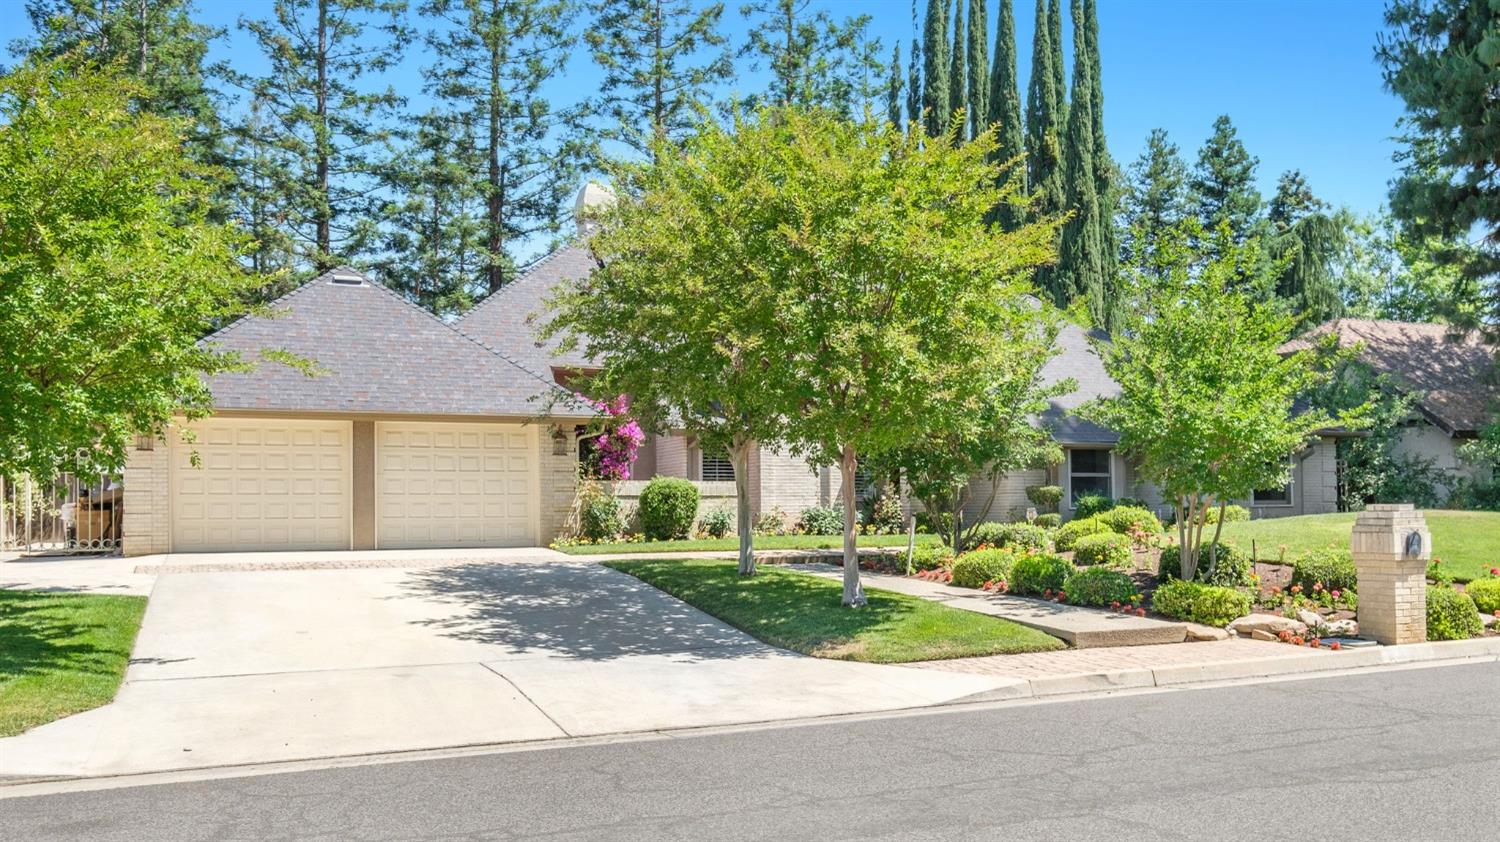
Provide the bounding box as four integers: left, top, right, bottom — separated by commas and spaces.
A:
1, 472, 122, 554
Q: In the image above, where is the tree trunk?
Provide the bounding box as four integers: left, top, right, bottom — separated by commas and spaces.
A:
839, 444, 866, 607
1205, 498, 1228, 580
731, 439, 755, 576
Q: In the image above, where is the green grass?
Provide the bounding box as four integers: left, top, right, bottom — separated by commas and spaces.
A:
604, 558, 1064, 663
1217, 510, 1500, 583
0, 591, 147, 737
558, 532, 943, 556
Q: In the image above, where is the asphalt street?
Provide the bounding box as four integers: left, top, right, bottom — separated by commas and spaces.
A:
6, 660, 1499, 841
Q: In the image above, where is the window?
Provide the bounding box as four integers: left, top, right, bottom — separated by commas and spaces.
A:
1068, 449, 1112, 504
1252, 459, 1294, 506
853, 469, 876, 501
577, 433, 603, 479
701, 448, 735, 481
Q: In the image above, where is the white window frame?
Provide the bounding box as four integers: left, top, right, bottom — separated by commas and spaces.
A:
1067, 448, 1113, 508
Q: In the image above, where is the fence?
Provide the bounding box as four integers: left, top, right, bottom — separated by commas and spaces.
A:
0, 471, 123, 554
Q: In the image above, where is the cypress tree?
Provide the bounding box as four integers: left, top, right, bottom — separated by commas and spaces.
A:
922, 0, 948, 136
988, 0, 1025, 229
1024, 0, 1065, 300
1047, 0, 1065, 126
1058, 0, 1106, 321
887, 43, 904, 126
907, 0, 922, 128
1083, 0, 1118, 307
966, 0, 988, 140
948, 0, 966, 137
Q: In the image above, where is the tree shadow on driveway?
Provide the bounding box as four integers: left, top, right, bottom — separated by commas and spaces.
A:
397, 562, 770, 662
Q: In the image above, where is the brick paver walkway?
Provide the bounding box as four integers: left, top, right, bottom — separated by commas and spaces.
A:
915, 637, 1332, 679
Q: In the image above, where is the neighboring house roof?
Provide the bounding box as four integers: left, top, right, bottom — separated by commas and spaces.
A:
1281, 318, 1498, 436
455, 244, 597, 374
202, 267, 590, 418
1039, 321, 1120, 446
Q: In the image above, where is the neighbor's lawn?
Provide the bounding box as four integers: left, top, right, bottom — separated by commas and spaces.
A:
1218, 510, 1500, 583
558, 532, 943, 556
605, 558, 1064, 662
0, 591, 147, 737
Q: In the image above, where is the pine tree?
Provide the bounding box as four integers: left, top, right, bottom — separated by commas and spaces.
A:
1190, 114, 1262, 245
739, 1, 880, 114
1057, 0, 1106, 322
586, 0, 731, 156
947, 0, 965, 136
1268, 170, 1346, 324
965, 0, 987, 140
906, 0, 922, 127
224, 93, 299, 294
921, 0, 947, 136
1119, 128, 1188, 273
424, 0, 584, 295
887, 43, 904, 126
1024, 0, 1064, 296
230, 0, 412, 273
988, 0, 1024, 229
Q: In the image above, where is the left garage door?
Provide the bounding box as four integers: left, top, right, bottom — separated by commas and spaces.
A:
171, 419, 351, 553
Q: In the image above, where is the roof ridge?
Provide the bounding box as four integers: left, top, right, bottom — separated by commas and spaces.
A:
202, 266, 359, 345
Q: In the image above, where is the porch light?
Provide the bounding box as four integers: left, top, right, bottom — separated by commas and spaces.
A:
550, 426, 569, 456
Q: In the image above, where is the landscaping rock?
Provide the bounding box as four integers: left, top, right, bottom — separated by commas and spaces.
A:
1322, 618, 1359, 637
1482, 613, 1497, 629
1297, 609, 1323, 628
1251, 629, 1278, 642
1229, 614, 1308, 637
1184, 623, 1230, 642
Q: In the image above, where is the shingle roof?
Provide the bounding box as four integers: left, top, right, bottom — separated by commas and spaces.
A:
455, 244, 597, 373
1038, 321, 1120, 445
1281, 318, 1497, 435
202, 267, 591, 418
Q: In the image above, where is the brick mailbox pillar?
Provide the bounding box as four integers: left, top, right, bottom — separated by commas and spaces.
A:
1350, 503, 1431, 645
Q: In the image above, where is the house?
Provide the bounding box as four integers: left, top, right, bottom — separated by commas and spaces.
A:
1282, 318, 1498, 496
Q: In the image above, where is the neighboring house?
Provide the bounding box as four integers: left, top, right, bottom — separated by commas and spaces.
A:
1282, 318, 1499, 496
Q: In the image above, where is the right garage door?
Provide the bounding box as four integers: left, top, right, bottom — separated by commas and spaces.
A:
375, 422, 537, 549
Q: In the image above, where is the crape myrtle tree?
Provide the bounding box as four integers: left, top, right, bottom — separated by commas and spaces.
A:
1079, 223, 1360, 583
759, 111, 1063, 607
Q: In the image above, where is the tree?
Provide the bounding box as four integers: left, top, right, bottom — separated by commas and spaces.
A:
224, 93, 300, 293
921, 0, 947, 136
1119, 128, 1189, 274
752, 111, 1064, 606
987, 0, 1024, 229
1338, 212, 1467, 322
1082, 0, 1118, 313
738, 1, 881, 115
965, 0, 987, 142
886, 43, 903, 126
947, 0, 965, 134
1047, 0, 1064, 122
1190, 114, 1261, 247
1057, 0, 1109, 328
230, 0, 411, 273
1080, 225, 1354, 583
0, 61, 258, 479
1024, 0, 1065, 298
906, 0, 921, 127
1267, 170, 1347, 324
586, 0, 732, 157
1377, 0, 1500, 339
424, 0, 585, 295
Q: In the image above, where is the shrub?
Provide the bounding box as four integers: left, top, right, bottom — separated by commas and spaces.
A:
1427, 558, 1454, 586
967, 521, 1050, 552
1116, 496, 1149, 509
1204, 504, 1250, 524
1025, 484, 1063, 511
1054, 516, 1107, 552
950, 548, 1018, 589
636, 477, 700, 540
1073, 532, 1132, 567
1157, 542, 1254, 588
1073, 493, 1116, 519
1034, 512, 1061, 529
1009, 552, 1076, 596
753, 507, 788, 536
1465, 577, 1500, 615
906, 543, 955, 572
799, 504, 852, 536
1098, 505, 1163, 537
579, 488, 625, 541
914, 510, 952, 536
1151, 579, 1253, 627
1290, 547, 1358, 594
1064, 566, 1139, 607
866, 487, 904, 534
1427, 586, 1483, 641
699, 506, 734, 539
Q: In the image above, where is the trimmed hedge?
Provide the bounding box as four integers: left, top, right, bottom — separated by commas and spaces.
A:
1010, 553, 1076, 596
1064, 567, 1139, 607
951, 549, 1018, 589
1427, 586, 1483, 641
1158, 542, 1254, 588
1073, 532, 1131, 567
1054, 516, 1108, 552
1098, 505, 1163, 537
1290, 547, 1358, 594
1204, 504, 1251, 524
1150, 579, 1253, 628
968, 521, 1050, 552
1074, 493, 1116, 519
1034, 513, 1061, 529
637, 477, 700, 540
1465, 577, 1500, 615
907, 544, 955, 572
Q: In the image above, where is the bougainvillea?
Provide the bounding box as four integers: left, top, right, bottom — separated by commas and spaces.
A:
587, 395, 644, 480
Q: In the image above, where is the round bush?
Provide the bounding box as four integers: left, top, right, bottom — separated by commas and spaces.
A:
636, 477, 700, 540
967, 521, 1050, 552
1072, 532, 1132, 567
1157, 542, 1254, 587
1009, 552, 1076, 596
1204, 504, 1250, 524
798, 504, 850, 536
1150, 579, 1253, 628
950, 548, 1018, 589
1033, 512, 1061, 529
1098, 505, 1163, 537
1464, 577, 1500, 615
907, 543, 955, 571
1054, 516, 1108, 552
1427, 586, 1483, 641
1290, 547, 1358, 594
1073, 493, 1116, 520
579, 492, 624, 541
699, 506, 734, 539
1025, 484, 1063, 511
1064, 566, 1139, 607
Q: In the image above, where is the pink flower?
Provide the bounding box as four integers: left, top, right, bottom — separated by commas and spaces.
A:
1330, 589, 1341, 600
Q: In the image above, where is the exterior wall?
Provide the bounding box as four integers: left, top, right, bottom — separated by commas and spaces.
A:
655, 433, 688, 478
612, 478, 738, 526
753, 445, 825, 520
960, 468, 1046, 525
122, 435, 171, 557
1390, 421, 1489, 494
539, 424, 579, 543
351, 421, 376, 550
630, 434, 658, 479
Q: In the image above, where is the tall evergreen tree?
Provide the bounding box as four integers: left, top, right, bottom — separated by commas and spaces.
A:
1082, 0, 1117, 305
1024, 0, 1064, 296
423, 0, 584, 296
886, 43, 903, 126
906, 0, 922, 127
947, 0, 965, 135
230, 0, 412, 273
739, 1, 879, 114
585, 0, 731, 156
1057, 0, 1107, 324
988, 0, 1024, 228
921, 0, 947, 135
1268, 169, 1346, 324
224, 94, 298, 291
1190, 114, 1261, 245
1047, 0, 1064, 125
1119, 128, 1188, 273
965, 0, 987, 139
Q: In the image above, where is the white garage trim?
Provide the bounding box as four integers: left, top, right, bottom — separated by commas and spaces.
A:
170, 418, 352, 553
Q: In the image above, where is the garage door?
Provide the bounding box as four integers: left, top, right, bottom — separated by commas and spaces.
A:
376, 422, 537, 549
171, 419, 351, 553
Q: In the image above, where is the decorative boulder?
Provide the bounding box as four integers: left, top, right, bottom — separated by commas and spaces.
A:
1228, 613, 1309, 637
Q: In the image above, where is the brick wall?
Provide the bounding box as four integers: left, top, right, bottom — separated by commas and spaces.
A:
961, 468, 1046, 525
122, 436, 171, 557
539, 425, 580, 543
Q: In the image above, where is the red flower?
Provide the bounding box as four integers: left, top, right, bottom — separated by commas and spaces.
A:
1110, 601, 1121, 610
1491, 567, 1499, 576
1313, 582, 1323, 592
1330, 641, 1342, 651
1135, 607, 1146, 617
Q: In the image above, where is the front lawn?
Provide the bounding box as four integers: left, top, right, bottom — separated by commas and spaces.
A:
605, 559, 1064, 662
1217, 510, 1500, 583
558, 532, 943, 556
0, 590, 147, 737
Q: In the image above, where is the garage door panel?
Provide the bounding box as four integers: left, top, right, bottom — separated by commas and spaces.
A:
377, 422, 535, 549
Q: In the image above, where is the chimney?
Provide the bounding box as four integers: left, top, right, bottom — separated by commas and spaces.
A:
573, 181, 616, 235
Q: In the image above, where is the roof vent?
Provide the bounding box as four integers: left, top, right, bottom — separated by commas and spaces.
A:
329, 271, 364, 286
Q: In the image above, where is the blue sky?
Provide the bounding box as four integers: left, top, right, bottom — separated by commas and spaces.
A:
1, 0, 1404, 216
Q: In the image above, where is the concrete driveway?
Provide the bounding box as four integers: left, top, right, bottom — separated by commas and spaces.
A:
0, 555, 1014, 777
